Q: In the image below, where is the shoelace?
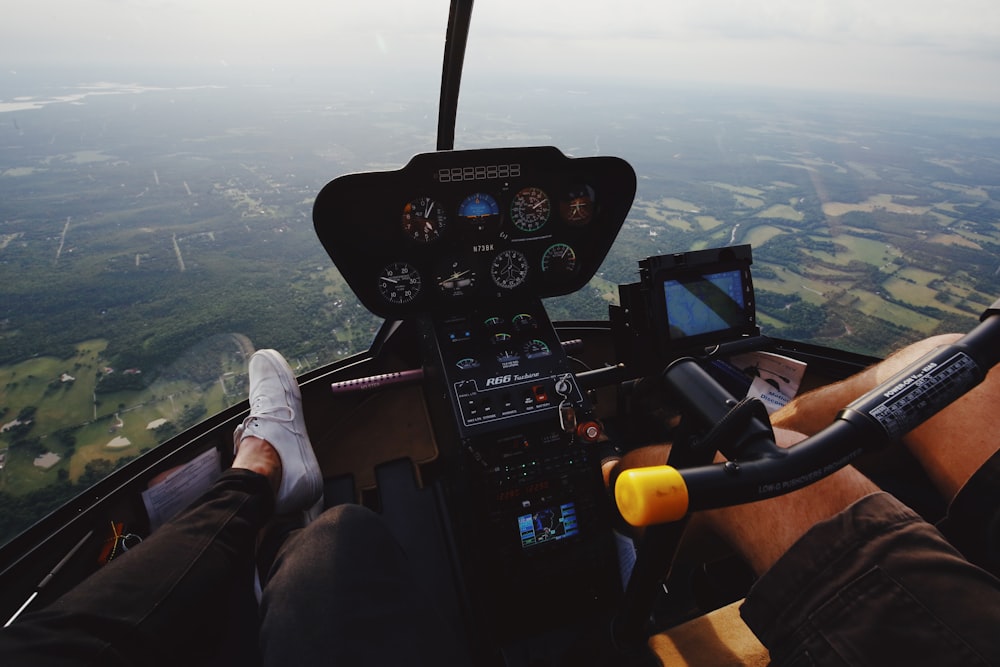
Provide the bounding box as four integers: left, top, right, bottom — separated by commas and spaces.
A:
247, 397, 296, 425
234, 399, 296, 450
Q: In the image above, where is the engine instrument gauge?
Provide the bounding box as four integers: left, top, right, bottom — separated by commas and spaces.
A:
490, 249, 529, 289
435, 258, 479, 298
510, 186, 551, 232
401, 196, 447, 242
458, 193, 501, 232
560, 185, 595, 225
377, 262, 422, 304
541, 242, 578, 275
456, 357, 481, 370
497, 349, 520, 367
523, 339, 552, 359
512, 313, 536, 331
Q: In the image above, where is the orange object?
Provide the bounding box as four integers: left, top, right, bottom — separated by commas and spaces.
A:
576, 421, 602, 442
614, 466, 689, 526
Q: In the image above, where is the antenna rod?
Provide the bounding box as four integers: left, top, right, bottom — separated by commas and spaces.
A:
436, 0, 475, 151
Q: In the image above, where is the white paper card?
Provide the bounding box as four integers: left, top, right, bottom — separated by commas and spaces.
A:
142, 448, 222, 531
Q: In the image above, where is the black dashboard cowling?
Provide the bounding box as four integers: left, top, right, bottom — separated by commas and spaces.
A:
313, 146, 637, 319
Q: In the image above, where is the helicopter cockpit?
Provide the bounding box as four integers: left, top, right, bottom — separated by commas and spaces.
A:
3, 0, 1000, 665
307, 139, 1000, 663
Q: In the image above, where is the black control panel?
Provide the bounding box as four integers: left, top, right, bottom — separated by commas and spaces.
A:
313, 147, 635, 640
429, 300, 585, 439
313, 146, 636, 319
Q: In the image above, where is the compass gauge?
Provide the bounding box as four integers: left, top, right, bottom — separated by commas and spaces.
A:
490, 249, 529, 289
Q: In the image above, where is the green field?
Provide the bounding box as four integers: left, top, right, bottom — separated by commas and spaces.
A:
0, 335, 251, 495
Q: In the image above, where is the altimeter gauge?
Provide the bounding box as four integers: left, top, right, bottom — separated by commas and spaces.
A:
401, 196, 447, 242
490, 249, 529, 289
511, 186, 551, 232
377, 261, 422, 304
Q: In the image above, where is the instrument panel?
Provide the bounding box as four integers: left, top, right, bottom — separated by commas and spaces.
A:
313, 146, 637, 319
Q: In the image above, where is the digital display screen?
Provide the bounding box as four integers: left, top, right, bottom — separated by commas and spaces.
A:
518, 502, 580, 548
663, 269, 746, 339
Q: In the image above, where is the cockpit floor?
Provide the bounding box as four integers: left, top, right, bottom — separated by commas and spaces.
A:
312, 384, 438, 497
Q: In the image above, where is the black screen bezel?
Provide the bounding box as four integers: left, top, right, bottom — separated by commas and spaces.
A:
649, 258, 757, 356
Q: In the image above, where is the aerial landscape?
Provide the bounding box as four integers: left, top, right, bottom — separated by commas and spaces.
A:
1, 71, 999, 545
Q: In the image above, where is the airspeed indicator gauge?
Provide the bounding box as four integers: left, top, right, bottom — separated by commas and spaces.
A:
490, 249, 529, 289
377, 262, 422, 304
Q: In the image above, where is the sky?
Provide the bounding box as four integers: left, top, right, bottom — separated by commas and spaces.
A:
2, 0, 1000, 105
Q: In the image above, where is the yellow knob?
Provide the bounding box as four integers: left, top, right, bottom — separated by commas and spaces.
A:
614, 466, 689, 526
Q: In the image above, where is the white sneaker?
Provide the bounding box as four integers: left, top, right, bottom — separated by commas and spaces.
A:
234, 349, 323, 516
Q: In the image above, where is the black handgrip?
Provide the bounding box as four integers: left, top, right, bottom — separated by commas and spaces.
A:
620, 306, 1000, 520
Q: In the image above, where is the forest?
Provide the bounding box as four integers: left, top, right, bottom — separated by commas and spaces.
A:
3, 81, 1000, 548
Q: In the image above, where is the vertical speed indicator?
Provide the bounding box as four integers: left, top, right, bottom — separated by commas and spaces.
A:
377, 262, 422, 304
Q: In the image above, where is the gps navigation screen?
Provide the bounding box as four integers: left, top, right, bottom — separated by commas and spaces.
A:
518, 502, 580, 548
663, 269, 746, 338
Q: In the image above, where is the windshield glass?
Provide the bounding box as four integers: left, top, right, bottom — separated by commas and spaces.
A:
461, 0, 1000, 345
2, 1, 999, 548
0, 1, 447, 546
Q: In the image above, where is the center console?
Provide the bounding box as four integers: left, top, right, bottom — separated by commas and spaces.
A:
419, 299, 620, 638
313, 146, 637, 641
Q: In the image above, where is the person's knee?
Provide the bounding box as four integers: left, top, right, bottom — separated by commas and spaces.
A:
311, 503, 393, 548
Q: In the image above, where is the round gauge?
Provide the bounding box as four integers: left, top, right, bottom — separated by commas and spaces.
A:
377, 262, 422, 304
541, 243, 578, 275
560, 185, 595, 225
456, 357, 481, 370
484, 316, 504, 329
523, 339, 552, 359
457, 193, 500, 232
497, 349, 520, 366
510, 186, 551, 233
512, 313, 536, 331
490, 249, 529, 289
401, 196, 447, 242
492, 332, 512, 345
435, 258, 479, 298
